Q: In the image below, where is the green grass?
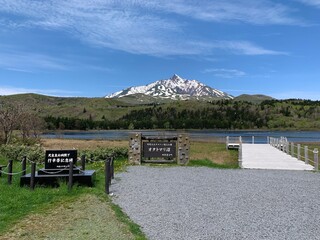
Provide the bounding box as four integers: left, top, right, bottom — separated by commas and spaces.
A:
0, 141, 238, 238
188, 159, 238, 169
0, 156, 147, 239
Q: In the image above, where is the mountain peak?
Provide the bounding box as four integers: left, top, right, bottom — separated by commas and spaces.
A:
105, 75, 233, 101
171, 74, 183, 81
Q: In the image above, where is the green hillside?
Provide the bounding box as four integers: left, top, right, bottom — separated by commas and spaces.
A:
1, 94, 320, 130
234, 94, 274, 103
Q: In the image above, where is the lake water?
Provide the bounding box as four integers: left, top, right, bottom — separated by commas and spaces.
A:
42, 130, 320, 143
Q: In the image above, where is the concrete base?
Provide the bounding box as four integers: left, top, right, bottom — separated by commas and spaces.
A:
20, 170, 96, 187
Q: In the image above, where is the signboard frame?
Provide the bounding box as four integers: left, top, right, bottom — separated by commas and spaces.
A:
143, 141, 176, 158
45, 150, 77, 169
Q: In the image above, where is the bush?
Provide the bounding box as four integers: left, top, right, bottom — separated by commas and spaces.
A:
0, 144, 45, 163
79, 147, 128, 162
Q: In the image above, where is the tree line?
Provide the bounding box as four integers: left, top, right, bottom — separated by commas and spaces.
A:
43, 99, 320, 130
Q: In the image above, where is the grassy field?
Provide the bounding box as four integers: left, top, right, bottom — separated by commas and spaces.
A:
0, 138, 238, 239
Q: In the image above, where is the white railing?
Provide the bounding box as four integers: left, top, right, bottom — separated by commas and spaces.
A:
269, 136, 318, 171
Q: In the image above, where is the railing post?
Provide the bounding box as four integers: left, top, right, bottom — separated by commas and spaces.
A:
291, 142, 294, 157
8, 160, 13, 185
68, 161, 73, 191
252, 136, 254, 144
314, 148, 318, 171
305, 146, 309, 164
297, 144, 301, 160
238, 142, 242, 168
22, 156, 27, 176
239, 136, 242, 143
30, 162, 36, 190
226, 136, 229, 150
286, 142, 289, 154
105, 158, 110, 194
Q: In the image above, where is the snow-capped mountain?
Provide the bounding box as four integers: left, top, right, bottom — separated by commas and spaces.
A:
105, 74, 233, 100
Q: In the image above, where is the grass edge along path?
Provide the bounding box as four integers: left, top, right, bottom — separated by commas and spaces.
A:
0, 157, 147, 240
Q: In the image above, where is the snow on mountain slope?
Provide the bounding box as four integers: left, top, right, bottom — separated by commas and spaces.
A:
105, 74, 233, 100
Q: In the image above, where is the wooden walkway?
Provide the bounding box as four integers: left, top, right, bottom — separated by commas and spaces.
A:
241, 144, 314, 171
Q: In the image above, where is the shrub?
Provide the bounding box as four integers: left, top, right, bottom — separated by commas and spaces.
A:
79, 147, 128, 162
0, 144, 45, 163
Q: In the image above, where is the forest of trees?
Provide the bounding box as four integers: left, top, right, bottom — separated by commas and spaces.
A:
44, 99, 320, 130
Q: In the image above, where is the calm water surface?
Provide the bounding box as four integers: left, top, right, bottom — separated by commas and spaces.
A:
42, 130, 320, 143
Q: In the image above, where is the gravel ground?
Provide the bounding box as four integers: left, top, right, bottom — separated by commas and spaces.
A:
111, 166, 320, 240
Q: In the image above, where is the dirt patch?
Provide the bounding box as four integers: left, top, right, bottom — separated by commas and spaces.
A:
41, 139, 127, 150
0, 194, 134, 240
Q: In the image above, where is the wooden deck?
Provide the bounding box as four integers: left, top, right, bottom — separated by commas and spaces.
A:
241, 144, 314, 171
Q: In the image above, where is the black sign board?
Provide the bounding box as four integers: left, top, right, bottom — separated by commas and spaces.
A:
45, 150, 77, 169
143, 142, 176, 158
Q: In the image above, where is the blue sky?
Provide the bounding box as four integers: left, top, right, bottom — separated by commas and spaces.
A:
0, 0, 320, 99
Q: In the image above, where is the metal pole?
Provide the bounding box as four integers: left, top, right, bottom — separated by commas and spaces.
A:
22, 156, 27, 176
314, 148, 318, 171
68, 161, 73, 191
297, 144, 301, 160
30, 162, 36, 190
305, 146, 308, 164
8, 160, 13, 185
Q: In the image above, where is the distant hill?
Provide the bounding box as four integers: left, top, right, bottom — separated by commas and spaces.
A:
105, 74, 233, 101
234, 94, 274, 103
1, 93, 320, 130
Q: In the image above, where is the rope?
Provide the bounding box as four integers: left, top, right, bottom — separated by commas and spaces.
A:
38, 166, 70, 175
0, 163, 10, 171
74, 166, 86, 174
0, 168, 30, 176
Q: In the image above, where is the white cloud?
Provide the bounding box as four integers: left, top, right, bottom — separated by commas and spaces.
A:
0, 0, 290, 57
147, 0, 301, 25
298, 0, 320, 8
0, 51, 68, 72
203, 68, 246, 78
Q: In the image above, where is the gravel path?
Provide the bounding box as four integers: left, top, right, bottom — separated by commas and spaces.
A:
111, 166, 320, 240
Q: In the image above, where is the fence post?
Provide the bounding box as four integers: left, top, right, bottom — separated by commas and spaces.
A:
111, 157, 114, 179
286, 142, 289, 154
8, 160, 13, 185
105, 158, 110, 194
297, 144, 301, 160
68, 161, 73, 191
30, 162, 36, 190
291, 142, 294, 157
314, 148, 318, 171
22, 156, 27, 176
304, 146, 308, 164
81, 155, 86, 171
252, 136, 254, 144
